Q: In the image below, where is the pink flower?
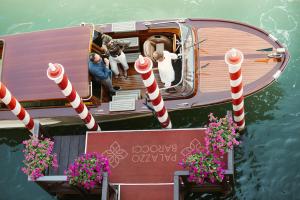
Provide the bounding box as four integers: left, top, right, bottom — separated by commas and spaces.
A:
21, 136, 58, 181
65, 153, 110, 190
179, 113, 241, 184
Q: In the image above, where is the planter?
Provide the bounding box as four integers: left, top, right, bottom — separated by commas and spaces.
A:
30, 172, 117, 200
174, 149, 234, 200
173, 171, 233, 200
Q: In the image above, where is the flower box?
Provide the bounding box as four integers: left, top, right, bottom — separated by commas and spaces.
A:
174, 149, 234, 200
30, 172, 117, 200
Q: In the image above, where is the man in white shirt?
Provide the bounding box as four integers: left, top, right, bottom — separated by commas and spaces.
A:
153, 50, 178, 88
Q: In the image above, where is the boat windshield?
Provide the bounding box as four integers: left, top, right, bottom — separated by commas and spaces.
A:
156, 21, 195, 98
179, 23, 195, 93
0, 40, 3, 81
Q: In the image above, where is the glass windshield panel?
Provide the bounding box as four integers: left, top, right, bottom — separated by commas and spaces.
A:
0, 41, 3, 81
179, 23, 195, 90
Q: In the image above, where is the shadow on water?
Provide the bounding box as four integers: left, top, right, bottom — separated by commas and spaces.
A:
100, 83, 284, 133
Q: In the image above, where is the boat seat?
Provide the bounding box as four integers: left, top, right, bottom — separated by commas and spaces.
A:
109, 99, 136, 112
125, 52, 141, 63
143, 35, 173, 61
118, 37, 139, 48
112, 94, 139, 101
116, 89, 141, 98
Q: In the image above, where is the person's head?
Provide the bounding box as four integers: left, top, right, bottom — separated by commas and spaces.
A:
103, 37, 112, 46
152, 51, 164, 62
89, 53, 101, 63
106, 40, 114, 48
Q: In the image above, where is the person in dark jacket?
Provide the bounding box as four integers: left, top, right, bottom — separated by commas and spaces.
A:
88, 53, 116, 95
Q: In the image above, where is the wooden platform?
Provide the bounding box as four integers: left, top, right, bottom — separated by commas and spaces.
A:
49, 135, 86, 175
86, 128, 232, 200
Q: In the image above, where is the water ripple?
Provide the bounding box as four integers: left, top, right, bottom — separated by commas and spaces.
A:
259, 5, 298, 46
6, 22, 34, 34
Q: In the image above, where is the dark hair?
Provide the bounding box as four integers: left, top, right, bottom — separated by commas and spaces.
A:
89, 53, 96, 62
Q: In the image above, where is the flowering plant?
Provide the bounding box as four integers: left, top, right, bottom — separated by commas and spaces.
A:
65, 152, 110, 190
205, 113, 240, 154
179, 149, 224, 184
22, 135, 58, 180
180, 113, 240, 184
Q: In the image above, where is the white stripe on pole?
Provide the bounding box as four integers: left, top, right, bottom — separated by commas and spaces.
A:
232, 101, 244, 111
143, 73, 155, 87
229, 75, 243, 87
231, 88, 243, 100
11, 101, 22, 115
62, 80, 72, 96
148, 87, 160, 100
2, 90, 11, 104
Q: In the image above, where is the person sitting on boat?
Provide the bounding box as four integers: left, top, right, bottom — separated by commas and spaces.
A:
93, 31, 113, 60
107, 40, 130, 79
93, 31, 112, 51
152, 50, 177, 88
88, 53, 117, 95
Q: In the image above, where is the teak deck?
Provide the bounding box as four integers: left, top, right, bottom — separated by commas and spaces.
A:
198, 27, 278, 93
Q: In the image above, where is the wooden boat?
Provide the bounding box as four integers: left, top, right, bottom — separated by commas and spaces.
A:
0, 18, 290, 128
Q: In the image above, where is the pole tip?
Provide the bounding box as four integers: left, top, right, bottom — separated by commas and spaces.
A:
47, 63, 63, 79
225, 48, 244, 65
231, 48, 237, 57
48, 63, 56, 71
139, 55, 145, 64
134, 55, 152, 74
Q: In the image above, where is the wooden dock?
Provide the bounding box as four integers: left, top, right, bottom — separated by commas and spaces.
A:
34, 128, 233, 200
86, 128, 233, 200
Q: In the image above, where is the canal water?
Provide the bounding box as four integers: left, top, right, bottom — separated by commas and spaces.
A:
0, 0, 300, 199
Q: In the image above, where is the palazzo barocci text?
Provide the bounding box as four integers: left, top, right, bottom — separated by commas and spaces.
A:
131, 144, 177, 163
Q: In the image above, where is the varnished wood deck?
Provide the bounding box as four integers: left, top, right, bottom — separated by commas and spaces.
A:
198, 27, 280, 93
0, 26, 92, 101
112, 66, 164, 92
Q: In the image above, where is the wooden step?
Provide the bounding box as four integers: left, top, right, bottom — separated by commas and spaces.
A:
125, 52, 141, 63
116, 89, 141, 98
109, 99, 136, 112
112, 94, 139, 101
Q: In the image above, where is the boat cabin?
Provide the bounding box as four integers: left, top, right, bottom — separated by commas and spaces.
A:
90, 21, 195, 105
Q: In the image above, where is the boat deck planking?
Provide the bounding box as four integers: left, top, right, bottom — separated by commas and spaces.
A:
112, 66, 164, 93
0, 26, 92, 102
198, 27, 280, 93
49, 134, 86, 176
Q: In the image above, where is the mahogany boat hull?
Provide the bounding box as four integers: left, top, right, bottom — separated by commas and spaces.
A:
0, 18, 290, 129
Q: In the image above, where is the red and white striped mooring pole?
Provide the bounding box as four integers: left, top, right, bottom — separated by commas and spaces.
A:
134, 55, 172, 129
47, 63, 100, 131
225, 48, 245, 130
0, 82, 35, 133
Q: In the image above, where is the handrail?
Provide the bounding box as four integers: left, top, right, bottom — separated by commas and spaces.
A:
82, 81, 93, 101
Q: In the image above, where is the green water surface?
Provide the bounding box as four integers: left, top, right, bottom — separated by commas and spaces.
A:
0, 0, 300, 199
